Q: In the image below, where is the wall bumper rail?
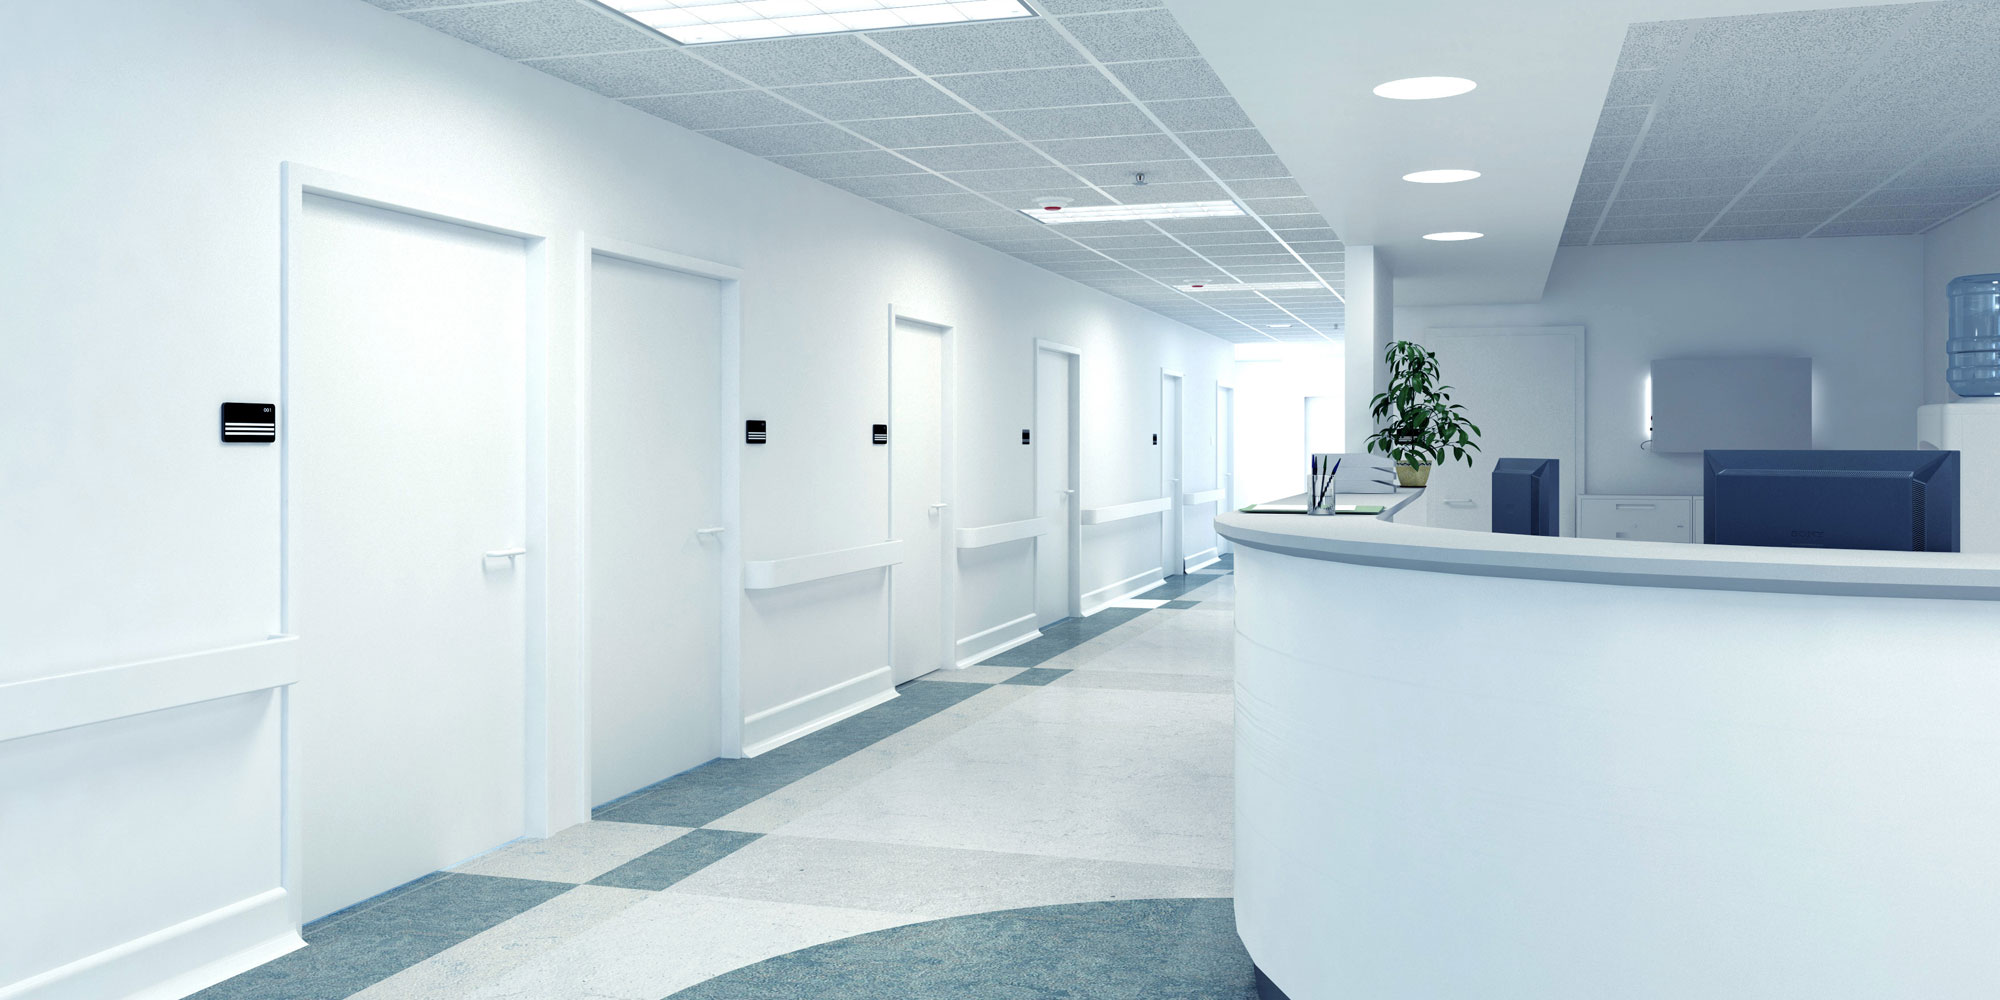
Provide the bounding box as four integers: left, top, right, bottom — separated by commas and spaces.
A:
743, 540, 904, 590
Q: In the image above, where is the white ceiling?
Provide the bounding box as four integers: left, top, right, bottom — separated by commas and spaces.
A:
1166, 0, 1912, 306
367, 0, 1348, 343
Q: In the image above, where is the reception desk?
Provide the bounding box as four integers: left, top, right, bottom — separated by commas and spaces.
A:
1217, 494, 2000, 999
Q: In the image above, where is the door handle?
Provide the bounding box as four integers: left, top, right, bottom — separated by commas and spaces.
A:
1442, 499, 1477, 508
695, 527, 727, 538
483, 547, 527, 562
928, 503, 949, 513
1614, 504, 1657, 511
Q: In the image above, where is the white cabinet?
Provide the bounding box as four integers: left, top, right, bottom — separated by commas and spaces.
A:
1919, 402, 2000, 553
1578, 495, 1696, 543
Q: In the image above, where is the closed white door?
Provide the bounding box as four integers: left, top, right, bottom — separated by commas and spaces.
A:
587, 254, 724, 806
1035, 349, 1076, 627
1218, 386, 1235, 552
1162, 373, 1184, 574
1425, 329, 1584, 535
891, 319, 948, 683
291, 195, 528, 920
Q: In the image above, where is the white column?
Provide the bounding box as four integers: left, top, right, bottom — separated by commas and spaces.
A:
1342, 246, 1393, 451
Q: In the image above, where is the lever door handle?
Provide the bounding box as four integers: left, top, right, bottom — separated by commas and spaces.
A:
483, 547, 527, 560
928, 503, 949, 513
695, 527, 727, 538
1442, 499, 1477, 508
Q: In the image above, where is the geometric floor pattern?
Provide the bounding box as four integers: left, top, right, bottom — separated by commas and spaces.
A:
193, 560, 1238, 1000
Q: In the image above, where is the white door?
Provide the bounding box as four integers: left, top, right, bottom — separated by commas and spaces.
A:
1218, 386, 1235, 552
1425, 328, 1584, 535
291, 195, 528, 920
587, 254, 725, 806
1161, 373, 1184, 574
1035, 348, 1077, 627
891, 319, 948, 683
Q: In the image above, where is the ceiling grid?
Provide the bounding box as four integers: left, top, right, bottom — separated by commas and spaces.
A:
1567, 1, 2000, 247
372, 0, 1347, 342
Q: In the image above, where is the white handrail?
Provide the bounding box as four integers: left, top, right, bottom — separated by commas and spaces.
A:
956, 517, 1051, 549
1080, 497, 1172, 525
744, 540, 903, 590
0, 636, 300, 744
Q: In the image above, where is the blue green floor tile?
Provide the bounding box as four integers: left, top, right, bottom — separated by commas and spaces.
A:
978, 607, 1147, 667
663, 898, 1256, 1000
594, 679, 987, 828
1000, 667, 1070, 686
1163, 599, 1200, 609
189, 874, 570, 1000
1137, 573, 1223, 600
590, 829, 761, 890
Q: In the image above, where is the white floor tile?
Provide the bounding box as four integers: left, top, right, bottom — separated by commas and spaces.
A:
454, 821, 693, 884
351, 886, 651, 1000
919, 664, 1026, 684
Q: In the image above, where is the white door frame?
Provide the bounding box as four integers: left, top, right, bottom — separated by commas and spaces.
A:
887, 308, 955, 679
279, 163, 553, 927
1161, 368, 1185, 574
1035, 339, 1083, 621
576, 235, 745, 802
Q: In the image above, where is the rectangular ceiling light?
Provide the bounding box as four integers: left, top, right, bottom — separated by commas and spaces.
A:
1022, 200, 1248, 225
598, 0, 1037, 45
1176, 281, 1328, 292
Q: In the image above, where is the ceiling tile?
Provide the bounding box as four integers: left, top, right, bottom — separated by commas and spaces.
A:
1281, 227, 1340, 242
1603, 69, 1665, 107
767, 150, 924, 178
917, 209, 1044, 231
824, 173, 964, 198
1076, 234, 1183, 248
873, 192, 1002, 215
1226, 177, 1305, 199
1244, 196, 1318, 216
1730, 191, 1856, 212
1179, 129, 1273, 158
1205, 155, 1290, 180
696, 35, 911, 87
845, 114, 1013, 149
1712, 208, 1829, 227
1864, 185, 1990, 206
625, 91, 816, 130
1037, 134, 1186, 164
1115, 181, 1227, 204
1105, 59, 1229, 101
934, 66, 1126, 111
1263, 213, 1329, 229
1699, 223, 1815, 240
946, 166, 1088, 192
1594, 227, 1701, 244
1837, 204, 1958, 223
866, 19, 1086, 75
1152, 216, 1265, 233
1813, 220, 1931, 237
777, 78, 964, 120
1025, 220, 1161, 237
1614, 177, 1750, 200
1621, 155, 1766, 180
702, 122, 874, 157
900, 142, 1053, 171
522, 48, 738, 99
1036, 0, 1166, 12
1072, 159, 1208, 185
1745, 171, 1891, 195
1147, 97, 1254, 132
1060, 10, 1202, 62
1616, 20, 1695, 72
992, 103, 1159, 140
403, 0, 664, 59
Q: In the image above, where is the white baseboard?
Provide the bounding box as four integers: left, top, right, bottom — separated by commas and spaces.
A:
1184, 547, 1220, 573
740, 667, 896, 757
954, 613, 1040, 667
0, 888, 300, 1000
1081, 567, 1166, 616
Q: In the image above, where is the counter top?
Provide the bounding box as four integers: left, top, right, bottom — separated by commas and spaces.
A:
1217, 491, 2000, 602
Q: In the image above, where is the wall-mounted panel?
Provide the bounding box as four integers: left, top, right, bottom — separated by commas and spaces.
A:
1651, 357, 1811, 454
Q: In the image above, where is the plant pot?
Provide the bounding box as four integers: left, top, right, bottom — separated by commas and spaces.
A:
1395, 463, 1432, 488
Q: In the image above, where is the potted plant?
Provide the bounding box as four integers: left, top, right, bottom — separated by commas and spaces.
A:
1365, 340, 1482, 488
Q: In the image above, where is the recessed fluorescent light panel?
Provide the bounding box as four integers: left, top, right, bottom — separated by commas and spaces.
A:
1422, 231, 1484, 241
1022, 200, 1246, 225
1372, 76, 1477, 100
1178, 281, 1327, 292
598, 0, 1037, 45
1403, 169, 1481, 184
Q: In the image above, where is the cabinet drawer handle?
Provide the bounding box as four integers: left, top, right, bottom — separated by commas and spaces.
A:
1615, 503, 1658, 511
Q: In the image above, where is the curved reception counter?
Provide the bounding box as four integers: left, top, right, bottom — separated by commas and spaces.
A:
1216, 493, 2000, 1000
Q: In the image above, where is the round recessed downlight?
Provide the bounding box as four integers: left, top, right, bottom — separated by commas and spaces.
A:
1402, 168, 1481, 184
1372, 76, 1477, 100
1422, 231, 1485, 241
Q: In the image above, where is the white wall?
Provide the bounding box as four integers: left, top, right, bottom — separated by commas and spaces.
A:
0, 0, 1231, 994
1233, 343, 1344, 505
1395, 238, 1926, 496
1923, 197, 2000, 405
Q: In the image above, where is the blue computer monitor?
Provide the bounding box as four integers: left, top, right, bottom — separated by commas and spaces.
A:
1492, 458, 1559, 536
1704, 450, 1960, 552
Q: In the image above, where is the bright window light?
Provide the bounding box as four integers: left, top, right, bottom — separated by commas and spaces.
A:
1422, 231, 1484, 241
1402, 169, 1481, 184
597, 0, 1037, 44
1178, 281, 1328, 292
1022, 200, 1246, 225
1372, 76, 1477, 100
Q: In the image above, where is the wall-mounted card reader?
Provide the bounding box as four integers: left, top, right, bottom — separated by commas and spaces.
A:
221, 403, 276, 443
1022, 429, 1031, 445
745, 419, 767, 444
873, 424, 888, 444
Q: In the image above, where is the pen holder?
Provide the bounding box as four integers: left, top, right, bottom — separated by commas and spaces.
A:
1308, 453, 1339, 515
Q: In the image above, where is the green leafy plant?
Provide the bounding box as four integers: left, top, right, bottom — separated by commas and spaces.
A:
1365, 340, 1482, 469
